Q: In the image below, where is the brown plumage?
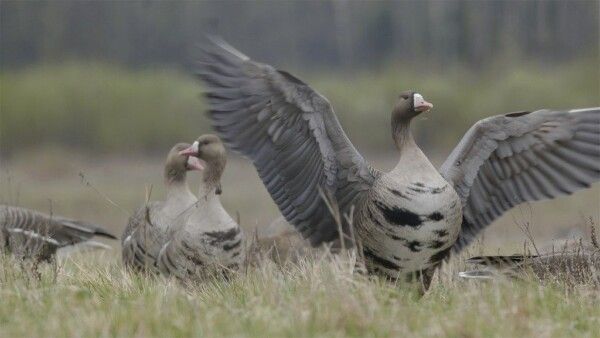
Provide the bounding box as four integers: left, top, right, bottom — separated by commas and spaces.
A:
122, 143, 201, 272
460, 238, 600, 284
157, 135, 245, 282
1, 205, 116, 262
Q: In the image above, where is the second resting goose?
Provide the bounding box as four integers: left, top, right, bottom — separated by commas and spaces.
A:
198, 39, 600, 289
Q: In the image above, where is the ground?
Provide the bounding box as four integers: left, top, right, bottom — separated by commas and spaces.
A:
1, 151, 599, 337
1, 250, 599, 337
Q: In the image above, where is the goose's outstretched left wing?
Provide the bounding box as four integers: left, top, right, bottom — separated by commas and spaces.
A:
439, 108, 600, 252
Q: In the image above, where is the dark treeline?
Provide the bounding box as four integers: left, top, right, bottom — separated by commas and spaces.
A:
1, 0, 598, 71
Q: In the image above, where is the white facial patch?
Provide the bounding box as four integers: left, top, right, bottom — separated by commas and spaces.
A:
191, 141, 200, 153
413, 93, 425, 107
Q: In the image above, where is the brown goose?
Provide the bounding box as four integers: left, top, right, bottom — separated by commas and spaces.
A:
460, 237, 600, 283
157, 135, 244, 281
122, 143, 203, 272
1, 205, 116, 261
198, 38, 600, 289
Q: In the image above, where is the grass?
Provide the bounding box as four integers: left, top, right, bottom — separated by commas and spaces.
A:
1, 58, 599, 337
1, 248, 599, 338
0, 151, 599, 337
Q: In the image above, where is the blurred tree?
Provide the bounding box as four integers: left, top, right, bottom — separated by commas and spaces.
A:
1, 0, 597, 70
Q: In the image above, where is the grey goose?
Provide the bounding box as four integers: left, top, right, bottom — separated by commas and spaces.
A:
197, 38, 600, 289
1, 205, 116, 261
157, 135, 245, 282
122, 143, 202, 272
459, 237, 600, 283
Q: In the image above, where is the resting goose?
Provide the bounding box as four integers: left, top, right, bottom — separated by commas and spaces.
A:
198, 38, 600, 289
122, 143, 203, 272
157, 135, 244, 281
459, 239, 600, 282
1, 205, 116, 261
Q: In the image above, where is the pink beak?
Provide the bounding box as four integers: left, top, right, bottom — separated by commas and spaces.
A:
186, 156, 205, 171
179, 141, 199, 156
415, 100, 433, 112
413, 94, 433, 112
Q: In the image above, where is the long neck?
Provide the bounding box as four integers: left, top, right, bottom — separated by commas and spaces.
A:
392, 119, 416, 153
165, 173, 193, 203
197, 179, 220, 200
391, 120, 437, 175
198, 164, 223, 200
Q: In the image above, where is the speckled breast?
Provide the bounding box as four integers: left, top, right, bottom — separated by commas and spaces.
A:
355, 174, 462, 280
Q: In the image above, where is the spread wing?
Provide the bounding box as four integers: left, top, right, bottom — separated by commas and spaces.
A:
439, 108, 600, 251
198, 38, 380, 245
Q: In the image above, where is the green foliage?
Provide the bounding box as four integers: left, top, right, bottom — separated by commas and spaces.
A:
1, 63, 208, 155
1, 60, 598, 156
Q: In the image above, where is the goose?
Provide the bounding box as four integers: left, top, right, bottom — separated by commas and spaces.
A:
122, 143, 203, 272
197, 38, 600, 289
459, 235, 600, 282
157, 134, 245, 281
1, 205, 117, 261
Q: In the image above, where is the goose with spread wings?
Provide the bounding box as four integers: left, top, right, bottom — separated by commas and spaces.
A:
197, 38, 600, 289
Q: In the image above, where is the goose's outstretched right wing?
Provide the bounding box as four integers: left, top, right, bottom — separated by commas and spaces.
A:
198, 38, 380, 245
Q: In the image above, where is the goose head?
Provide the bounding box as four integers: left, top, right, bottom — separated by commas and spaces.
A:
179, 134, 227, 194
164, 143, 204, 183
391, 91, 433, 148
392, 91, 433, 122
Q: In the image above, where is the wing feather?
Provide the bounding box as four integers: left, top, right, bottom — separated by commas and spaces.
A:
440, 108, 600, 252
199, 38, 381, 245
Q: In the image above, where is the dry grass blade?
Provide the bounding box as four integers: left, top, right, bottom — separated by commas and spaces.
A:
79, 172, 130, 217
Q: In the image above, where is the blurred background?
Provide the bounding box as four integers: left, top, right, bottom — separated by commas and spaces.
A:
1, 1, 598, 251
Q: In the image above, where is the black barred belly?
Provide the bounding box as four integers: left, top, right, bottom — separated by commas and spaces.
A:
356, 182, 462, 280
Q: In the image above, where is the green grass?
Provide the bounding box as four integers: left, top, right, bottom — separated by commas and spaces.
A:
1, 250, 599, 338
2, 59, 598, 156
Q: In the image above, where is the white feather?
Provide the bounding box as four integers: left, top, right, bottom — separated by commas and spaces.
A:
6, 228, 60, 246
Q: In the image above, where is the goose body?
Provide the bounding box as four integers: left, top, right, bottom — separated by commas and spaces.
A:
356, 154, 462, 278
198, 38, 600, 288
157, 135, 245, 281
1, 205, 116, 261
122, 143, 200, 272
157, 194, 244, 280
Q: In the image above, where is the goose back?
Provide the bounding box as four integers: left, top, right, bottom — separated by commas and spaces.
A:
1, 205, 116, 261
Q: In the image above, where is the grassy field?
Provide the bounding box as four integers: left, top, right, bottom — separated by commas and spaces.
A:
1, 150, 599, 337
1, 60, 599, 337
1, 246, 599, 337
